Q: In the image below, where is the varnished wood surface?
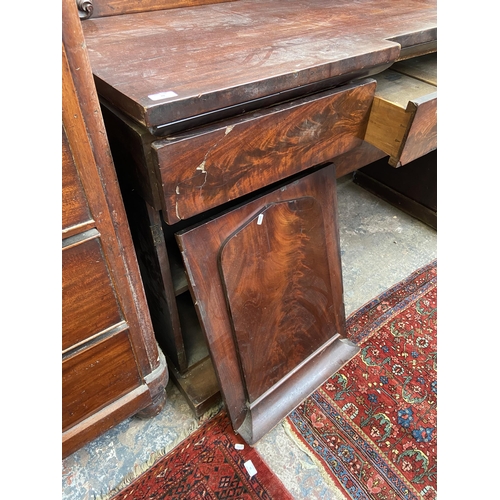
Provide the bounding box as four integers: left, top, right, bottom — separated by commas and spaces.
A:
62, 129, 93, 235
153, 80, 375, 223
176, 165, 355, 442
62, 0, 168, 459
86, 0, 237, 18
220, 197, 339, 403
62, 235, 123, 351
82, 0, 436, 129
62, 329, 141, 431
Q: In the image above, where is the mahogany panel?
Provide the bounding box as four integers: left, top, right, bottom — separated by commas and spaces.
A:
219, 197, 338, 403
153, 80, 375, 223
62, 328, 142, 431
62, 128, 92, 233
81, 0, 436, 128
176, 165, 358, 443
62, 235, 123, 351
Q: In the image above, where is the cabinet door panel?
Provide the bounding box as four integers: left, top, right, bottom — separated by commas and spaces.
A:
176, 165, 358, 444
220, 197, 337, 403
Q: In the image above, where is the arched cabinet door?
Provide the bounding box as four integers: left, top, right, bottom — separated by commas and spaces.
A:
176, 164, 359, 444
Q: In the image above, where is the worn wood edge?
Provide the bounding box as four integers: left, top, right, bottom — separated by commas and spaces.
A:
81, 0, 238, 19
63, 385, 150, 458
236, 338, 359, 445
393, 92, 437, 166
63, 350, 169, 458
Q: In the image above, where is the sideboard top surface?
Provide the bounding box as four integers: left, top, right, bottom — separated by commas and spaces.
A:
82, 0, 437, 130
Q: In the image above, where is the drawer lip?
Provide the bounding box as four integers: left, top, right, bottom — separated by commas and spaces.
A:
152, 79, 376, 224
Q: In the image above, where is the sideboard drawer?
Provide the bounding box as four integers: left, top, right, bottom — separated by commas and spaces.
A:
152, 79, 376, 224
364, 53, 437, 167
62, 329, 142, 432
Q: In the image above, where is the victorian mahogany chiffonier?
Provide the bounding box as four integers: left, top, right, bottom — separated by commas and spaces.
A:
62, 0, 169, 459
73, 0, 436, 446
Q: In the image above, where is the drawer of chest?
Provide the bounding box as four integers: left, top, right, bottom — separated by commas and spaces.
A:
152, 79, 376, 224
62, 328, 142, 432
364, 53, 437, 167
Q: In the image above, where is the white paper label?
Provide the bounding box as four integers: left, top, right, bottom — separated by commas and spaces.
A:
235, 443, 245, 450
244, 460, 257, 477
148, 91, 178, 101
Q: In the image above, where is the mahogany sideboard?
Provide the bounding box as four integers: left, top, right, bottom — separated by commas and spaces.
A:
62, 0, 168, 459
78, 0, 437, 444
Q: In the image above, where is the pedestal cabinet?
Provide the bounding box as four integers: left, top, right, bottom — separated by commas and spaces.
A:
62, 0, 168, 459
80, 0, 437, 443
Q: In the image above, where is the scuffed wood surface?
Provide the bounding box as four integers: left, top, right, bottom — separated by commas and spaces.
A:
82, 0, 437, 128
85, 0, 237, 18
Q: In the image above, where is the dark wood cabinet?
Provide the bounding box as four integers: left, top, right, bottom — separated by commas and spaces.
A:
62, 0, 168, 459
79, 0, 437, 443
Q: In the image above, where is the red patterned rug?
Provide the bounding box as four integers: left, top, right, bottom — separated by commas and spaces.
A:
109, 410, 293, 499
286, 261, 437, 500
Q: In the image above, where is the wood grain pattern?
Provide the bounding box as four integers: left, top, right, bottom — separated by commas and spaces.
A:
85, 0, 237, 18
62, 235, 123, 351
81, 0, 436, 128
62, 128, 93, 235
62, 0, 168, 459
62, 329, 141, 431
176, 165, 358, 443
153, 80, 375, 223
220, 197, 338, 403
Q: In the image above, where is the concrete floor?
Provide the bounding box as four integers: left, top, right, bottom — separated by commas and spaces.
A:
62, 173, 437, 500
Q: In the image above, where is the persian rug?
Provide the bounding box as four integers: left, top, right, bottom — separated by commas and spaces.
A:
286, 260, 437, 500
108, 410, 294, 499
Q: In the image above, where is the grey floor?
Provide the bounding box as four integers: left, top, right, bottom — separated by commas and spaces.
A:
62, 173, 437, 500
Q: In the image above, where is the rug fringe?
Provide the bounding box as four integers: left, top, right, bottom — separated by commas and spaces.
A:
281, 419, 347, 500
94, 401, 224, 500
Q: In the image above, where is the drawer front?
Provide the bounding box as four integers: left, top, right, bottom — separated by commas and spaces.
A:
398, 94, 437, 165
62, 328, 142, 431
364, 53, 437, 167
62, 233, 123, 351
153, 79, 375, 224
